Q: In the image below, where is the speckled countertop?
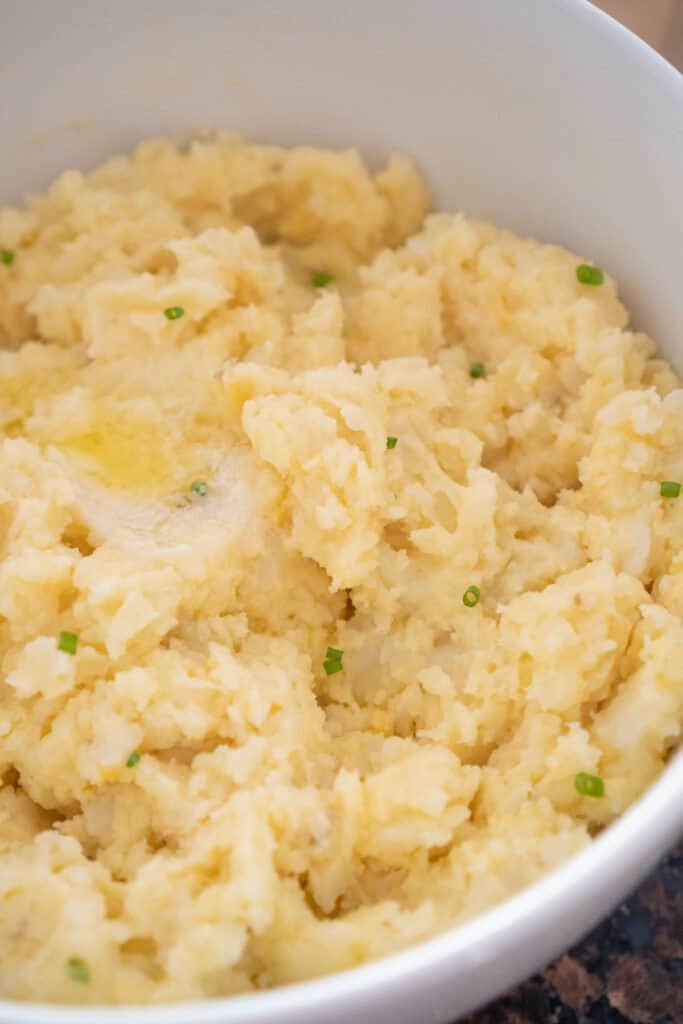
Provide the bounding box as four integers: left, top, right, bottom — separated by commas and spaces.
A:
463, 841, 683, 1024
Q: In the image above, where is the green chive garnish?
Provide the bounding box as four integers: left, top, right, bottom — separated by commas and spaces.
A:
576, 264, 604, 286
462, 585, 480, 608
311, 271, 333, 288
164, 305, 185, 320
574, 772, 605, 798
126, 751, 141, 768
57, 631, 78, 655
323, 646, 343, 675
1, 249, 15, 266
470, 362, 485, 379
190, 480, 208, 496
66, 957, 91, 984
386, 436, 398, 450
660, 481, 681, 499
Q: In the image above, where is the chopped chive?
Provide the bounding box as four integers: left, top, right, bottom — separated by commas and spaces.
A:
126, 751, 141, 768
311, 270, 333, 288
574, 772, 605, 798
469, 361, 485, 379
462, 585, 480, 608
576, 264, 604, 286
190, 480, 209, 496
323, 646, 344, 675
164, 305, 185, 320
1, 249, 15, 266
66, 957, 91, 984
57, 631, 78, 655
660, 480, 681, 499
386, 436, 398, 450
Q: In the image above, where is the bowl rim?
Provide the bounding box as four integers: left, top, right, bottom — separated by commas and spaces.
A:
2, 0, 683, 1020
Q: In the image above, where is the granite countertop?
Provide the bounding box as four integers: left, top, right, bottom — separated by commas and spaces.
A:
463, 841, 683, 1024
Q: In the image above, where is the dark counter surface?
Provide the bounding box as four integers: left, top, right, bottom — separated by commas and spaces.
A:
464, 841, 683, 1024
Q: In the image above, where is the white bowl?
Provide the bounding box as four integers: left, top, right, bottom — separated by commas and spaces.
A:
1, 2, 682, 1022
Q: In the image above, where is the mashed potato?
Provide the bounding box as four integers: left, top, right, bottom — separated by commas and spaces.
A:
0, 135, 682, 1005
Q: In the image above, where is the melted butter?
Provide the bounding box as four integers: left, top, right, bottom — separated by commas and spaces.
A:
2, 352, 213, 496
0, 363, 80, 435
60, 414, 179, 494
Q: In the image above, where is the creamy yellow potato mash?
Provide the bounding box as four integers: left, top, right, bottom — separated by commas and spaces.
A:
0, 135, 682, 1005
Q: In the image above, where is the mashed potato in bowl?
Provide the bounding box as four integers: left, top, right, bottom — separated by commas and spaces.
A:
0, 134, 682, 1005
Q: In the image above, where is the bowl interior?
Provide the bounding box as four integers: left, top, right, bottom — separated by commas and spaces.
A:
3, 0, 683, 361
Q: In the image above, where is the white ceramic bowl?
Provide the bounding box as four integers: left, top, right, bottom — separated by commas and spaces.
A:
1, 2, 682, 1022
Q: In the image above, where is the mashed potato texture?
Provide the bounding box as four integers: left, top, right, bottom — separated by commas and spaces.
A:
0, 135, 682, 1004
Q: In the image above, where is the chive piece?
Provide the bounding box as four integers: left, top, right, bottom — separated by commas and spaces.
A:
190, 480, 209, 496
126, 751, 141, 768
311, 271, 333, 288
164, 305, 185, 320
1, 249, 15, 266
574, 772, 605, 798
57, 631, 78, 655
462, 585, 480, 608
469, 362, 485, 379
576, 264, 604, 286
386, 436, 398, 450
66, 957, 91, 984
323, 646, 344, 676
660, 480, 681, 499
